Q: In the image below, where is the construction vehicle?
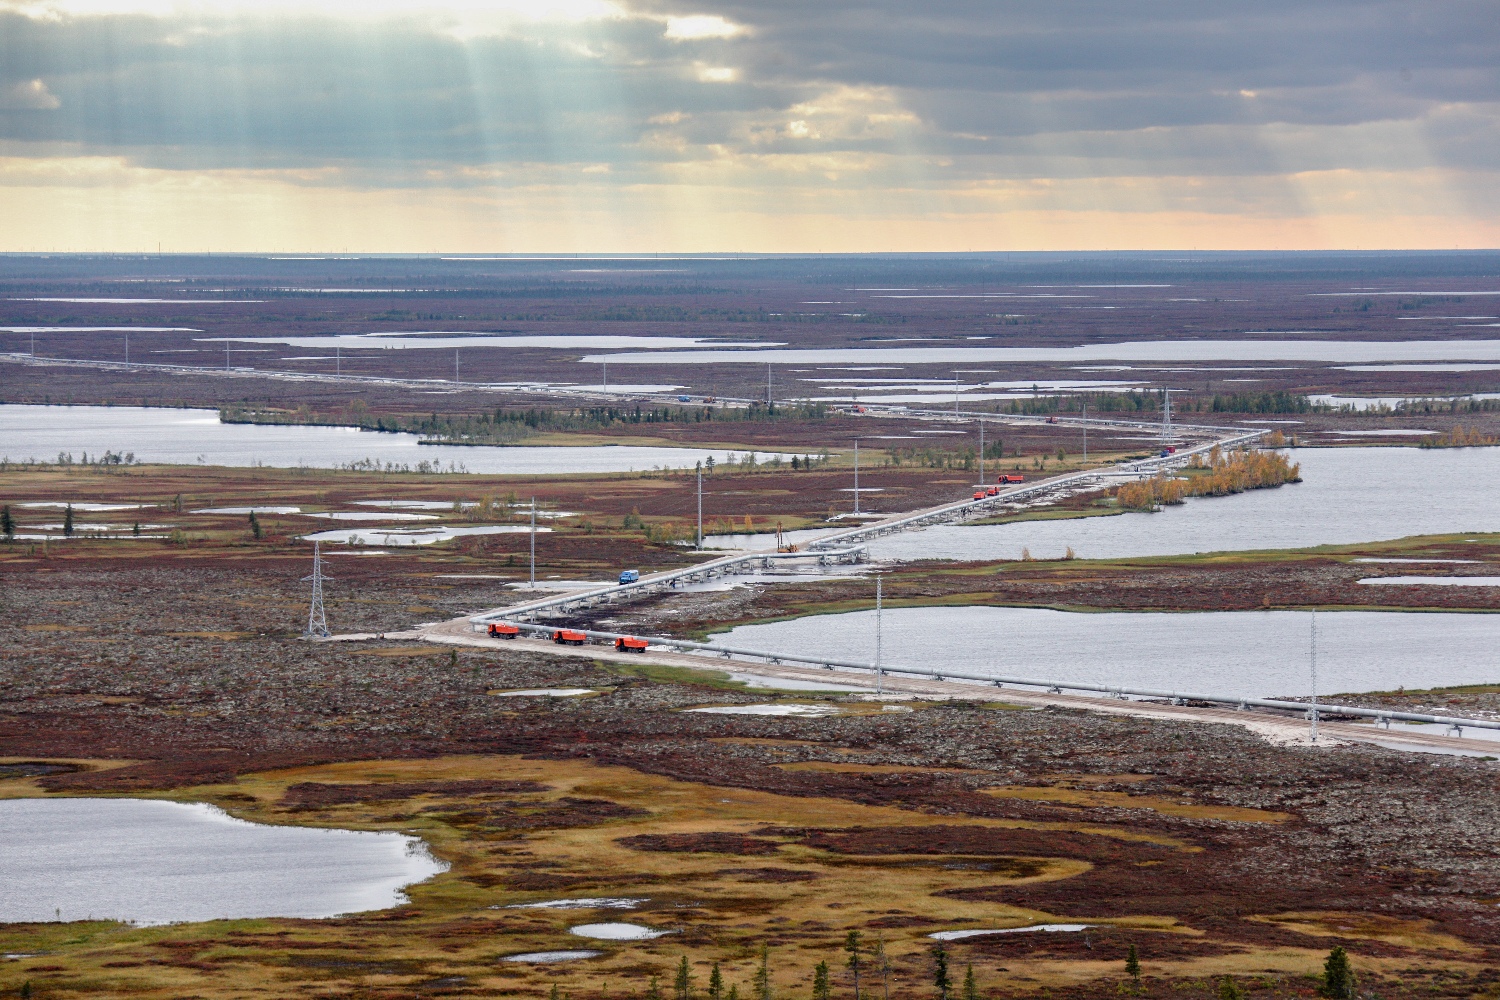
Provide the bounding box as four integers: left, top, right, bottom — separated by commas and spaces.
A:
618, 569, 640, 585
972, 490, 986, 500
488, 623, 520, 639
775, 521, 798, 553
997, 474, 1026, 484
614, 636, 649, 653
985, 486, 999, 496
551, 629, 587, 646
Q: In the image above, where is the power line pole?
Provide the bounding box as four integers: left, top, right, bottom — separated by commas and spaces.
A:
529, 497, 536, 589
853, 438, 860, 516
301, 542, 331, 638
455, 348, 461, 385
696, 462, 703, 551
875, 573, 884, 696
124, 334, 129, 366
766, 362, 773, 409
978, 416, 984, 485
1309, 610, 1319, 743
603, 359, 608, 392
336, 344, 341, 377
1082, 402, 1088, 463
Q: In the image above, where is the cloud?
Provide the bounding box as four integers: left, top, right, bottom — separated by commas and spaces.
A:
0, 0, 1496, 248
0, 78, 60, 110
664, 13, 744, 39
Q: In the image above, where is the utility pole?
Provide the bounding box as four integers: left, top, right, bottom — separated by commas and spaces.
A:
124, 334, 129, 366
529, 498, 537, 589
336, 345, 341, 377
301, 542, 331, 638
603, 359, 608, 392
954, 373, 960, 416
696, 462, 703, 551
875, 573, 883, 696
853, 439, 860, 516
225, 339, 230, 370
1082, 402, 1088, 463
978, 417, 984, 486
455, 348, 461, 385
1309, 610, 1319, 743
30, 330, 35, 357
766, 362, 773, 409
1161, 389, 1173, 445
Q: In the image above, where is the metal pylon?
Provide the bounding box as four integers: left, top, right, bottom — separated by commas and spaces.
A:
302, 541, 332, 638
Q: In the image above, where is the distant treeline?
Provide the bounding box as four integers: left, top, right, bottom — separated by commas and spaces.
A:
992, 391, 1319, 415
220, 400, 830, 445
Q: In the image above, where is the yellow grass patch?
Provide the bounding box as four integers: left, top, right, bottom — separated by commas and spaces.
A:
1250, 912, 1480, 954
774, 762, 991, 776
984, 786, 1293, 824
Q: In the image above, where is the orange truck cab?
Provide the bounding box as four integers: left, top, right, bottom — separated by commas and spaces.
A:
972, 490, 985, 500
985, 486, 999, 496
614, 636, 649, 653
998, 474, 1026, 484
551, 629, 588, 646
488, 623, 521, 639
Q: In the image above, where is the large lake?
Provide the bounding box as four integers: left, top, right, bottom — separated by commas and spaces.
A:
0, 405, 786, 474
866, 446, 1500, 562
712, 606, 1499, 699
0, 798, 445, 925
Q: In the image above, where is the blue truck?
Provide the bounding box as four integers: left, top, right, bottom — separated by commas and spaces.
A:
618, 569, 640, 585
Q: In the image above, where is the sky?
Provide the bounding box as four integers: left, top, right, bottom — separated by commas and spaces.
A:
0, 0, 1496, 252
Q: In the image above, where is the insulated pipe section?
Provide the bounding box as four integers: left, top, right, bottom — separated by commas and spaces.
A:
483, 620, 1500, 735
470, 546, 868, 624
807, 428, 1267, 550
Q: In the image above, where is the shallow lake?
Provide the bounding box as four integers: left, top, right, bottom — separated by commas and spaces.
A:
865, 446, 1500, 562
0, 798, 445, 925
712, 607, 1500, 699
587, 338, 1500, 367
0, 405, 787, 474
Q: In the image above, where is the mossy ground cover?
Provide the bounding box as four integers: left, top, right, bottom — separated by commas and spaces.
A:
2, 754, 1489, 1000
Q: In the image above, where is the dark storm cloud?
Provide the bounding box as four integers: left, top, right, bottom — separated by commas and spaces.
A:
0, 0, 1494, 180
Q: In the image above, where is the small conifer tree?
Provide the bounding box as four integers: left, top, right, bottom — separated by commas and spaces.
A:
63, 503, 74, 536
753, 943, 772, 1000
1321, 946, 1355, 999
708, 962, 724, 1000
1218, 977, 1244, 1000
249, 510, 263, 539
845, 930, 862, 999
931, 944, 951, 1000
728, 985, 740, 1000
1, 505, 13, 541
962, 965, 978, 1000
813, 961, 830, 1000
676, 956, 694, 1000
646, 977, 663, 1000
1124, 943, 1140, 980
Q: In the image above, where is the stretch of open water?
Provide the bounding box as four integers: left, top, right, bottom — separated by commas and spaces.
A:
866, 446, 1500, 562
0, 798, 445, 925
712, 606, 1499, 699
0, 405, 786, 474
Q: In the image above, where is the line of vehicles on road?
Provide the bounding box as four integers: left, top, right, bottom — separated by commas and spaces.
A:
487, 621, 650, 653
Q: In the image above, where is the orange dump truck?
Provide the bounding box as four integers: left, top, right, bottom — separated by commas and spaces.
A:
488, 623, 520, 639
614, 636, 649, 653
551, 629, 588, 646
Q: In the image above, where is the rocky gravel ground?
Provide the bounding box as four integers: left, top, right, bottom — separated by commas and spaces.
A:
4, 557, 1500, 981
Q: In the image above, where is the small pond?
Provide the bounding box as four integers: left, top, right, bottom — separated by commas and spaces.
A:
0, 798, 445, 925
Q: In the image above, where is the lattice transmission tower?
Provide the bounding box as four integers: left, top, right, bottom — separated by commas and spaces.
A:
301, 541, 332, 638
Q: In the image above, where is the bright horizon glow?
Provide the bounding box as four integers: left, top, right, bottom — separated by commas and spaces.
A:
0, 3, 1494, 251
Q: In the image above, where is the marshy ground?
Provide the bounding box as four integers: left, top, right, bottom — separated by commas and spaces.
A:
3, 466, 1500, 999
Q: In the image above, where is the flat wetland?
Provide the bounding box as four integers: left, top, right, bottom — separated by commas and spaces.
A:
3, 464, 1500, 1000
5, 249, 1500, 999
